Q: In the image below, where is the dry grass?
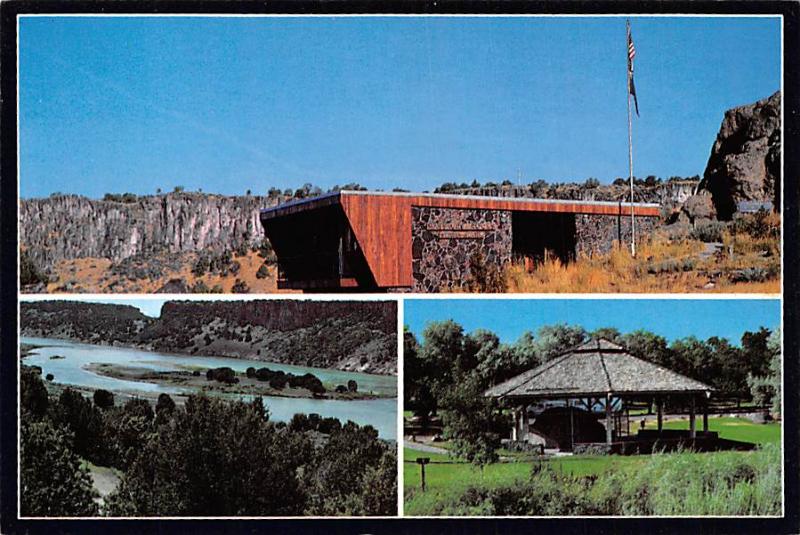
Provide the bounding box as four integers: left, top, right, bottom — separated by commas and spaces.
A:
46, 251, 290, 294
505, 229, 780, 294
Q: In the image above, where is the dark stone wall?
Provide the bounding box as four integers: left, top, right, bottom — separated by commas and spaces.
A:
575, 214, 658, 257
411, 207, 512, 292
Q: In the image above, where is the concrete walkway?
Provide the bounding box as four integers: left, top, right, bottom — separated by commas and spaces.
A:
404, 441, 450, 455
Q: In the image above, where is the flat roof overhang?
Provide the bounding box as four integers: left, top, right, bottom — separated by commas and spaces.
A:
260, 190, 662, 220
261, 191, 662, 289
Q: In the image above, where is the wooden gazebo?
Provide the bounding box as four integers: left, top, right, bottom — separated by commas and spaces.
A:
484, 339, 723, 452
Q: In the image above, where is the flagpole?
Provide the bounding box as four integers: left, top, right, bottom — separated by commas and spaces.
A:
626, 19, 636, 257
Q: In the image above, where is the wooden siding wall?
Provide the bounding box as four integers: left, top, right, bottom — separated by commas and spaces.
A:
339, 195, 414, 288
338, 193, 660, 288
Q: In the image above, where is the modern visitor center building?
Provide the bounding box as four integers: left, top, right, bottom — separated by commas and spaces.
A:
260, 190, 661, 292
484, 339, 755, 454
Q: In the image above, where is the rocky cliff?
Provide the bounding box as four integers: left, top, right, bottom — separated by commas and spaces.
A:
20, 193, 278, 270
696, 91, 781, 220
445, 181, 698, 214
21, 300, 398, 375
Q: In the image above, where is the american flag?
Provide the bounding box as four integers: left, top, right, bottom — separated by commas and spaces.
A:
627, 24, 640, 116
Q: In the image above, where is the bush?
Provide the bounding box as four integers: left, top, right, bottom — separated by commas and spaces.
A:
645, 257, 695, 275
156, 393, 176, 415
733, 209, 779, 240
347, 379, 358, 393
731, 267, 778, 284
269, 376, 287, 389
93, 389, 115, 409
690, 220, 727, 242
206, 367, 237, 384
232, 279, 250, 293
45, 373, 54, 381
466, 250, 506, 293
20, 250, 47, 286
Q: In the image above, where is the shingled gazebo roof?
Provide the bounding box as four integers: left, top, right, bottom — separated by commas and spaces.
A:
484, 338, 713, 400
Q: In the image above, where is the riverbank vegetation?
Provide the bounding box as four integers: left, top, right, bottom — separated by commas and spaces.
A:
86, 363, 386, 401
20, 367, 396, 517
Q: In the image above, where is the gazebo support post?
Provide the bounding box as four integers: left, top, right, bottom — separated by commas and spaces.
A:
511, 407, 520, 441
521, 405, 529, 441
605, 393, 613, 445
689, 396, 696, 439
702, 399, 709, 433
657, 399, 663, 432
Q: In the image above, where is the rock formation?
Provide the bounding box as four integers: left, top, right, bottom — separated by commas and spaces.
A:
20, 192, 277, 270
696, 91, 781, 220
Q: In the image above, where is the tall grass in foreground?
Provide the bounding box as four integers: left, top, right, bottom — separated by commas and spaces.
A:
409, 445, 781, 516
504, 231, 779, 293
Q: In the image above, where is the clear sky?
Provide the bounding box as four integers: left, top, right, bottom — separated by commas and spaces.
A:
19, 16, 780, 198
404, 298, 781, 346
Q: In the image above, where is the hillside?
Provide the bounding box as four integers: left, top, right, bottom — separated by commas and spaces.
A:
20, 300, 398, 375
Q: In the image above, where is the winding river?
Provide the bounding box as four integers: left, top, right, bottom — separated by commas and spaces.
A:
22, 337, 397, 440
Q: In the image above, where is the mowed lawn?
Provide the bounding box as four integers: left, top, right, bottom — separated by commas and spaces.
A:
403, 416, 781, 515
645, 416, 781, 445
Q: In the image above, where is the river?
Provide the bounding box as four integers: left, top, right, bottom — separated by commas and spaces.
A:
22, 337, 397, 440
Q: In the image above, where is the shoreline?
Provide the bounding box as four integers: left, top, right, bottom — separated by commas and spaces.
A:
84, 362, 393, 401
20, 333, 397, 378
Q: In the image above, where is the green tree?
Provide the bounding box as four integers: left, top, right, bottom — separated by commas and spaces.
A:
155, 393, 176, 415
590, 327, 623, 344
622, 330, 672, 369
93, 389, 115, 410
20, 420, 99, 516
21, 367, 49, 418
105, 395, 306, 516
533, 324, 587, 362
741, 327, 773, 379
51, 388, 105, 462
461, 329, 500, 378
358, 449, 398, 515
748, 328, 781, 414
302, 422, 389, 515
441, 375, 506, 467
403, 328, 431, 416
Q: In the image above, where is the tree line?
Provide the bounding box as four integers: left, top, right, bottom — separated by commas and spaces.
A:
20, 368, 396, 517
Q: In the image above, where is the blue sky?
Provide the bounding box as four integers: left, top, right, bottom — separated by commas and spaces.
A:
405, 299, 780, 346
19, 16, 780, 198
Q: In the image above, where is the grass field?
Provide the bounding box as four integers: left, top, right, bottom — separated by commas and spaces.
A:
404, 417, 781, 516
646, 416, 780, 445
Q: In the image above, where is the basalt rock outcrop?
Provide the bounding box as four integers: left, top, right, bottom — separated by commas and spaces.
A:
696, 91, 781, 220
20, 193, 278, 270
447, 181, 698, 214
